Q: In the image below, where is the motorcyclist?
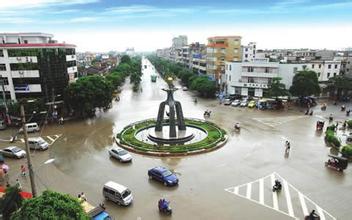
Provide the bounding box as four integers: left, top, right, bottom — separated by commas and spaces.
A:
273, 179, 282, 191
307, 209, 319, 220
234, 123, 240, 130
347, 109, 351, 116
158, 199, 171, 214
341, 105, 346, 111
329, 114, 333, 122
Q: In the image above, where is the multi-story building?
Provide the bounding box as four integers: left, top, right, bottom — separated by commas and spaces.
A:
206, 36, 242, 85
0, 32, 77, 101
225, 59, 342, 97
190, 43, 207, 75
242, 42, 256, 62
172, 35, 188, 49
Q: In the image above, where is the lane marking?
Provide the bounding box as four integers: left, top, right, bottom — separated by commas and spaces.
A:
259, 178, 264, 205
270, 174, 279, 211
316, 205, 326, 220
246, 183, 252, 199
283, 179, 294, 217
234, 187, 239, 194
46, 136, 55, 142
298, 192, 309, 217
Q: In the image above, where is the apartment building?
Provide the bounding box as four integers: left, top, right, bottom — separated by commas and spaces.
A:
206, 36, 242, 85
225, 59, 341, 97
190, 43, 207, 75
0, 32, 77, 101
242, 42, 256, 62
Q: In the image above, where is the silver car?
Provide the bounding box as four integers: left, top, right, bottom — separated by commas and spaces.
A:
0, 146, 26, 158
231, 100, 241, 107
109, 147, 132, 162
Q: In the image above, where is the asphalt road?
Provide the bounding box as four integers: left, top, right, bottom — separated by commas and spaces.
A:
1, 58, 351, 220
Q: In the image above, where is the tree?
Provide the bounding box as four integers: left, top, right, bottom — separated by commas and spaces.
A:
65, 75, 113, 117
11, 190, 89, 220
326, 75, 352, 99
289, 70, 321, 97
120, 55, 131, 64
190, 76, 216, 97
0, 186, 23, 220
266, 77, 289, 98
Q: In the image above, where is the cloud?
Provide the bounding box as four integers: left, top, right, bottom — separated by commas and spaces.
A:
51, 9, 80, 14
106, 4, 195, 16
0, 0, 99, 10
0, 17, 34, 24
69, 16, 100, 23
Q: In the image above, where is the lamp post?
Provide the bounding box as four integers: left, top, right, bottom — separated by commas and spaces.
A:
20, 101, 37, 197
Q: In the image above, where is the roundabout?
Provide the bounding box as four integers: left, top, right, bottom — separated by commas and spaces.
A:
116, 118, 227, 156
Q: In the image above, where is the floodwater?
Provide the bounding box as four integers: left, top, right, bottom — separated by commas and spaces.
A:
1, 58, 352, 220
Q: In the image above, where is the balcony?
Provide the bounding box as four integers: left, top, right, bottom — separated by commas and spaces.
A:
66, 54, 76, 62
206, 57, 217, 62
11, 70, 40, 78
7, 56, 38, 63
67, 66, 77, 74
241, 71, 278, 78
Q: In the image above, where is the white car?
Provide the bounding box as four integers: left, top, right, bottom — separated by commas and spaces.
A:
182, 86, 188, 91
231, 100, 241, 107
223, 98, 232, 105
0, 146, 26, 158
240, 100, 248, 107
109, 147, 132, 162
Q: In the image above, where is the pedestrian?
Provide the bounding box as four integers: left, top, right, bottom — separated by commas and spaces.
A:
15, 179, 22, 190
80, 192, 87, 201
20, 165, 26, 177
59, 117, 64, 125
285, 141, 291, 154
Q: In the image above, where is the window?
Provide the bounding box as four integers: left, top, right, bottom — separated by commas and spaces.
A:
334, 72, 337, 77
318, 72, 320, 77
7, 49, 40, 57
328, 64, 331, 69
247, 67, 254, 72
312, 64, 315, 68
335, 64, 338, 69
24, 40, 28, 44
245, 54, 248, 58
229, 65, 231, 71
327, 72, 330, 78
10, 63, 38, 70
229, 75, 231, 81
0, 64, 6, 71
0, 49, 3, 57
265, 67, 269, 73
293, 67, 298, 73
245, 48, 248, 52
319, 64, 322, 68
248, 77, 254, 83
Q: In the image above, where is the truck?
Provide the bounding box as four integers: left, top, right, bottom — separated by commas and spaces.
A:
81, 201, 112, 220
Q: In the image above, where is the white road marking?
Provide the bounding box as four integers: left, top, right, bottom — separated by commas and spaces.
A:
298, 192, 309, 216
225, 172, 337, 220
246, 183, 252, 199
46, 136, 55, 142
259, 178, 264, 205
270, 174, 279, 210
283, 179, 294, 217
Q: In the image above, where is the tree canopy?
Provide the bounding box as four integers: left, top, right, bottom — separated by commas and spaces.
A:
289, 70, 321, 97
266, 77, 290, 98
65, 75, 113, 117
326, 75, 352, 99
120, 55, 131, 64
11, 190, 89, 220
0, 186, 23, 220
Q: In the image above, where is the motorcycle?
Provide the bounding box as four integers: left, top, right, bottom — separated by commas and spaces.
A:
204, 110, 211, 118
234, 123, 240, 131
304, 210, 320, 220
272, 180, 282, 192
158, 199, 172, 215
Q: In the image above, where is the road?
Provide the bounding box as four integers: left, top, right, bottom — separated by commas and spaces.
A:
1, 57, 351, 220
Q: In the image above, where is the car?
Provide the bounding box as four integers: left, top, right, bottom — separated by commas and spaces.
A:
182, 86, 188, 91
240, 100, 248, 107
0, 146, 26, 158
223, 98, 232, 105
148, 166, 178, 186
248, 100, 256, 108
231, 99, 241, 107
109, 147, 132, 162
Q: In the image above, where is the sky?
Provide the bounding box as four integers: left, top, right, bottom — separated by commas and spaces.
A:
0, 0, 352, 52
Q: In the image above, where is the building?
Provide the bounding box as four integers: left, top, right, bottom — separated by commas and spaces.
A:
206, 36, 242, 85
172, 35, 188, 49
0, 32, 77, 101
225, 59, 342, 97
242, 42, 256, 62
190, 43, 207, 75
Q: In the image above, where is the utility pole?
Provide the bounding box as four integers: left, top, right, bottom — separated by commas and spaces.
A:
20, 103, 37, 197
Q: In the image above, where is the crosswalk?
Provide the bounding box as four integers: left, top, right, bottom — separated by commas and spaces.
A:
20, 134, 62, 146
225, 172, 336, 220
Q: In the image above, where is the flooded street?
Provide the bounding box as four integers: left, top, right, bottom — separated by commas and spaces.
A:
1, 58, 351, 220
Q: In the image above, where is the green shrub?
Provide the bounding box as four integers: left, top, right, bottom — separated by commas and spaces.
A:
325, 130, 341, 148
326, 125, 335, 132
347, 120, 352, 129
341, 145, 352, 157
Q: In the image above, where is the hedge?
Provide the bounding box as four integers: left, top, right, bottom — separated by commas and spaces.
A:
347, 120, 352, 129
341, 145, 352, 157
325, 130, 341, 148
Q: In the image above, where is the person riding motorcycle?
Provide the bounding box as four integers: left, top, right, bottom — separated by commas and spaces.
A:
273, 179, 282, 192
329, 114, 333, 122
234, 123, 240, 130
306, 209, 319, 220
158, 198, 172, 214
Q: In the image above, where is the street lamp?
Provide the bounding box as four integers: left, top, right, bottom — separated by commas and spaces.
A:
20, 100, 37, 197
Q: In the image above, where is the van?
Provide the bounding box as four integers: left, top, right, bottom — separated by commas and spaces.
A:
20, 123, 40, 133
103, 181, 133, 206
28, 137, 49, 150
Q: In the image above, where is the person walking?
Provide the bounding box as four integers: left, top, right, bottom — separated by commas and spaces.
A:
20, 165, 26, 177
15, 179, 22, 190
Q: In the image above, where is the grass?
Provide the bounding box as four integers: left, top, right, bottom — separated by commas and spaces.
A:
118, 118, 226, 154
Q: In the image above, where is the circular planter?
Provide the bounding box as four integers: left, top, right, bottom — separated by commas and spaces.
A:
116, 118, 227, 156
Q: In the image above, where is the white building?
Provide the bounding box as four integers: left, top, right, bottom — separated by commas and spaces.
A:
0, 32, 76, 101
225, 59, 340, 97
242, 42, 256, 62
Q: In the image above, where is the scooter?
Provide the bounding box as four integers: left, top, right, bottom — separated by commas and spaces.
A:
158, 199, 172, 215
272, 180, 282, 192
234, 123, 241, 131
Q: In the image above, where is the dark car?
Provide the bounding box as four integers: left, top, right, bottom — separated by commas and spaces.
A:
148, 166, 178, 186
